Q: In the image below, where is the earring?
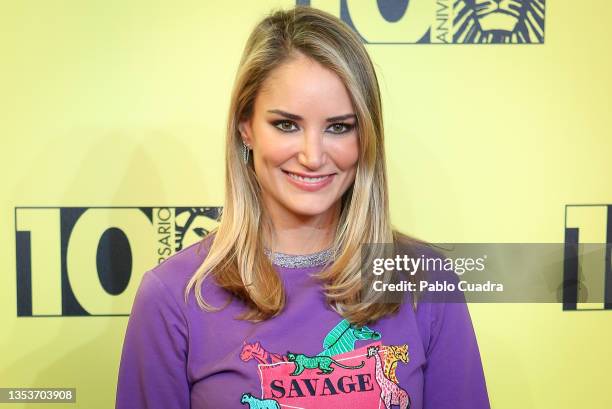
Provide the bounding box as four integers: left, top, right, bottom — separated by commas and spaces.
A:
242, 141, 250, 164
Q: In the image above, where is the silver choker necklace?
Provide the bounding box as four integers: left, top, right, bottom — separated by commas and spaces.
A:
264, 247, 335, 268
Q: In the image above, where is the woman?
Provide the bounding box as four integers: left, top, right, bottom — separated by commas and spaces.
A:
116, 6, 489, 409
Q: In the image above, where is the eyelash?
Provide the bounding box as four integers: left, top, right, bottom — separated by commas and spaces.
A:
271, 120, 355, 134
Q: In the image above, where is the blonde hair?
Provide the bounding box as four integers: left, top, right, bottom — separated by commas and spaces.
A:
185, 5, 424, 327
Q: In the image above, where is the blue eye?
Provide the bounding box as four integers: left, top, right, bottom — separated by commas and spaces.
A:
327, 123, 355, 134
273, 120, 298, 133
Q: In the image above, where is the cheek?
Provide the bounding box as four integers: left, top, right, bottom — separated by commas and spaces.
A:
252, 123, 293, 167
329, 135, 359, 171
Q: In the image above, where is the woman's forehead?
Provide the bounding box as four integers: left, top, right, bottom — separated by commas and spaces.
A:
256, 56, 354, 117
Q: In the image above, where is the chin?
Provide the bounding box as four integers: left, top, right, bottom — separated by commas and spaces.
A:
286, 200, 336, 218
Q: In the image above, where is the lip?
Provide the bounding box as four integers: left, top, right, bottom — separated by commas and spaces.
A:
282, 170, 336, 192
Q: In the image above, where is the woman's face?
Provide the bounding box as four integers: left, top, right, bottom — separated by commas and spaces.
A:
239, 52, 359, 223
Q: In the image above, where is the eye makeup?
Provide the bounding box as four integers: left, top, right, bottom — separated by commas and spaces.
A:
270, 119, 355, 134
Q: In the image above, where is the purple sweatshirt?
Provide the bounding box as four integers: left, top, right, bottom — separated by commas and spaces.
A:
115, 239, 490, 409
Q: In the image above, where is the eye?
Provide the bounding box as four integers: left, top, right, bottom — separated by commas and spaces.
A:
273, 120, 299, 133
326, 122, 355, 134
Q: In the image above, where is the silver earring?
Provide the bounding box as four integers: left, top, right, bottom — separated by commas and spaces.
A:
242, 141, 250, 164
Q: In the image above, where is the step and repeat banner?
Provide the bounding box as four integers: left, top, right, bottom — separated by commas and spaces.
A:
2, 1, 611, 408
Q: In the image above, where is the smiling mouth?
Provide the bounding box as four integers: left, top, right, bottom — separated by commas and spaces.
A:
283, 171, 333, 183
282, 170, 336, 183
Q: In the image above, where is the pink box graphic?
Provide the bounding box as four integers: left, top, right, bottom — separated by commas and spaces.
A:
257, 341, 385, 408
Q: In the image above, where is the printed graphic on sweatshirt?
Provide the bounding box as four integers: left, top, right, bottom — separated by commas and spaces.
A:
239, 319, 412, 408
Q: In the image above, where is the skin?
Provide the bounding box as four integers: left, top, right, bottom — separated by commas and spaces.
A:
239, 51, 359, 254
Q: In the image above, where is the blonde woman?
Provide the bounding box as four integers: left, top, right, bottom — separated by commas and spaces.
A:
116, 5, 489, 409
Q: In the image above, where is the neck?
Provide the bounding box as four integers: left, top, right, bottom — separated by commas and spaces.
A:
263, 200, 340, 255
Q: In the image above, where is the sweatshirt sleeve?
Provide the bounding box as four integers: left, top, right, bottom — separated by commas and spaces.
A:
422, 290, 490, 409
115, 270, 190, 409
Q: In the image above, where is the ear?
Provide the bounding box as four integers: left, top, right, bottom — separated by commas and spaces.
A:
238, 118, 253, 147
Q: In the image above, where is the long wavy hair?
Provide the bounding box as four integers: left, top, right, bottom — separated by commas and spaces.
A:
185, 5, 425, 327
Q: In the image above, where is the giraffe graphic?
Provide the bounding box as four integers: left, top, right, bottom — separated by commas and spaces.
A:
367, 345, 411, 409
383, 344, 409, 384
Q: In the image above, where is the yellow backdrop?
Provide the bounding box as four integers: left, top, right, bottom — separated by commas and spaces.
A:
2, 1, 611, 408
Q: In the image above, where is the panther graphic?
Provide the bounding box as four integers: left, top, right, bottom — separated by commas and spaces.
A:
454, 0, 545, 43
286, 351, 365, 376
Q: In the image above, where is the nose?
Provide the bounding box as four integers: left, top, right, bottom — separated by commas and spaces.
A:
297, 129, 326, 170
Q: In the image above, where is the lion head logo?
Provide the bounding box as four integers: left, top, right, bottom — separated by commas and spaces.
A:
454, 0, 545, 43
174, 207, 221, 250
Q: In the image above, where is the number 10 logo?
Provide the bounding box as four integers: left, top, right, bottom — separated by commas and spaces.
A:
15, 207, 220, 316
564, 205, 612, 311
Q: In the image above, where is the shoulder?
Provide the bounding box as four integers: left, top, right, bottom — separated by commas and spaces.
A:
393, 230, 460, 284
392, 230, 468, 337
143, 234, 215, 304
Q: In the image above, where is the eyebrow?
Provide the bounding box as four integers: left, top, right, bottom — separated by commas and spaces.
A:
267, 109, 356, 122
